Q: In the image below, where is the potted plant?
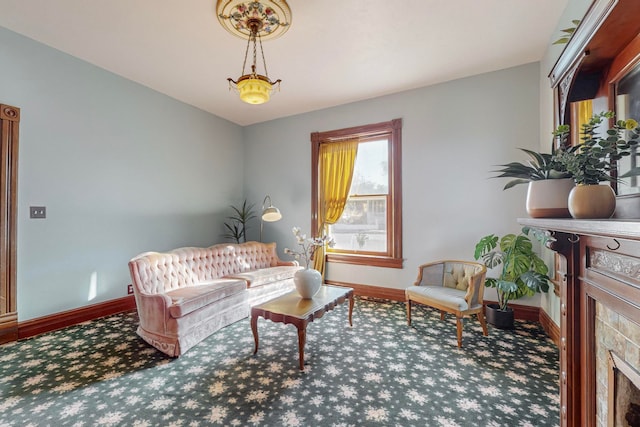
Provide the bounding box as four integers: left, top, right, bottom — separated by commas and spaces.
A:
223, 200, 256, 243
552, 111, 640, 218
492, 148, 574, 218
473, 227, 551, 329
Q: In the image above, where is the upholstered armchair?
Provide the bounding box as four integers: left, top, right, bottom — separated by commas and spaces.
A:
405, 260, 488, 348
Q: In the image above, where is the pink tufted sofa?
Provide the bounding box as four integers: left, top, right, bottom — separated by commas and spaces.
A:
128, 241, 302, 356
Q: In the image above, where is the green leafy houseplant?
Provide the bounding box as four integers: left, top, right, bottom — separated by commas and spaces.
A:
492, 148, 570, 190
223, 200, 256, 243
474, 227, 551, 312
552, 111, 640, 185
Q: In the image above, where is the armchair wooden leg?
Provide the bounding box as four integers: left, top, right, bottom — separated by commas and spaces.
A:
477, 311, 489, 336
406, 300, 412, 326
440, 310, 446, 321
456, 317, 463, 348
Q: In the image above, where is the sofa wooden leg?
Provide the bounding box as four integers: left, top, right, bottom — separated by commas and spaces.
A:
440, 310, 446, 321
456, 317, 463, 348
406, 300, 412, 325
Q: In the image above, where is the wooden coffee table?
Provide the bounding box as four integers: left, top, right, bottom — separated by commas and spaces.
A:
251, 285, 354, 370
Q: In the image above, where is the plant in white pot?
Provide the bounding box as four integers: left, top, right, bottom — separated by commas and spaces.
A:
474, 227, 551, 329
552, 111, 640, 218
492, 148, 574, 218
284, 227, 335, 299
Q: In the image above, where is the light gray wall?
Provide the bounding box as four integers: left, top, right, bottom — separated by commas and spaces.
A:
243, 63, 542, 304
1, 23, 557, 322
0, 27, 245, 321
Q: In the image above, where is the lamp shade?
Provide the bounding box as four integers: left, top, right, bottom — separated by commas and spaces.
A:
262, 206, 282, 222
238, 76, 272, 105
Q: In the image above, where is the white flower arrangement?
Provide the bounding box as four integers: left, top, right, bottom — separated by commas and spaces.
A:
284, 226, 335, 269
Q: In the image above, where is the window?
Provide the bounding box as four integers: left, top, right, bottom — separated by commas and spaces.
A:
311, 119, 403, 268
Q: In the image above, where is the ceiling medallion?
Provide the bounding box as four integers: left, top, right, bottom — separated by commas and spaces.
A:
216, 0, 291, 105
216, 0, 291, 41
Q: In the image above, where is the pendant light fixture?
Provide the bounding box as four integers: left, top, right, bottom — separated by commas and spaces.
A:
216, 1, 292, 105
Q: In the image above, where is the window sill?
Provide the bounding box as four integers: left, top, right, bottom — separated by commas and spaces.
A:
325, 253, 403, 269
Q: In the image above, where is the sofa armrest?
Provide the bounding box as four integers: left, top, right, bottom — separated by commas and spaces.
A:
413, 261, 445, 287
134, 292, 173, 335
136, 291, 172, 307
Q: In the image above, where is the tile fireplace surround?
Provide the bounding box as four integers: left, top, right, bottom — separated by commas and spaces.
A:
519, 218, 640, 427
596, 302, 640, 426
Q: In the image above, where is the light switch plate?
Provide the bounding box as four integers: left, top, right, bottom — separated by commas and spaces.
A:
30, 206, 46, 219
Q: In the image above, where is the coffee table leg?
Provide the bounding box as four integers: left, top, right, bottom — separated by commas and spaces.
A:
348, 293, 354, 327
297, 326, 306, 370
251, 315, 259, 354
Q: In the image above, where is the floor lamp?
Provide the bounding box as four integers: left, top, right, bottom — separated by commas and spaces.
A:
260, 195, 282, 241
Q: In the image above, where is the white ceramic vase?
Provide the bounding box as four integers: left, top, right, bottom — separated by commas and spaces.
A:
526, 178, 574, 218
294, 268, 322, 299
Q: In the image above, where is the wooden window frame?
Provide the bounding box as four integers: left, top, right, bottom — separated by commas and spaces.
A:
0, 104, 19, 344
311, 118, 403, 269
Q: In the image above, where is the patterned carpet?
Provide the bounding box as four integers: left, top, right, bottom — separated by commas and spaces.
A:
0, 297, 559, 426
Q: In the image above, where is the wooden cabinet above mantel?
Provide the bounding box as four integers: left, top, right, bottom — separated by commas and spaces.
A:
548, 0, 640, 217
549, 0, 640, 123
549, 0, 640, 90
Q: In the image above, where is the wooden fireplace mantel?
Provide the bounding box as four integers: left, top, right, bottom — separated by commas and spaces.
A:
518, 217, 640, 427
519, 218, 640, 241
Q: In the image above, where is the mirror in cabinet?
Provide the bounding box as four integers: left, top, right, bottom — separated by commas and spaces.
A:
615, 62, 640, 196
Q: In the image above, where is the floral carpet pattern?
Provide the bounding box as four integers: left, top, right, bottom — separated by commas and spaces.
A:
0, 297, 559, 427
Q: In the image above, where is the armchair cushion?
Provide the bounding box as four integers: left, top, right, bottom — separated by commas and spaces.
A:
406, 286, 482, 312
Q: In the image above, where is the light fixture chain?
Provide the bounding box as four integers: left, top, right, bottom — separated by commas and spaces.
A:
251, 31, 258, 76
258, 33, 269, 79
241, 35, 251, 75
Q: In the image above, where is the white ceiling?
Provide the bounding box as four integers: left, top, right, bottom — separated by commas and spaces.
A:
0, 0, 568, 126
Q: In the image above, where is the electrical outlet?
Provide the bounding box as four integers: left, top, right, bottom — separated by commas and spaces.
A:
30, 206, 46, 219
127, 284, 134, 294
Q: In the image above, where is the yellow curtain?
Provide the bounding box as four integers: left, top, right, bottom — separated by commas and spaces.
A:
570, 100, 593, 146
313, 139, 359, 277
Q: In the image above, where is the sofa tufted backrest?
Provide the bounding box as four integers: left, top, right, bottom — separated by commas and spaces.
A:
129, 241, 281, 294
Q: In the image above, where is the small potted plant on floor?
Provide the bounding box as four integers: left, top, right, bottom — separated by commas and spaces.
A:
473, 227, 551, 329
552, 111, 640, 218
223, 200, 256, 243
491, 148, 573, 218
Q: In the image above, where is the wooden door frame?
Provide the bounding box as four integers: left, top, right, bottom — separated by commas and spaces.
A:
0, 103, 19, 343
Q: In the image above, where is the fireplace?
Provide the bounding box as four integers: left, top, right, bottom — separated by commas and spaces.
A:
608, 350, 640, 427
518, 217, 640, 426
589, 260, 640, 427
596, 301, 640, 426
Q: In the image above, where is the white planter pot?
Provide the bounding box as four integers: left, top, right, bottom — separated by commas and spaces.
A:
526, 178, 575, 218
294, 269, 322, 299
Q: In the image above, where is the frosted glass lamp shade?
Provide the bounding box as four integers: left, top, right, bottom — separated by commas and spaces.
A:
238, 77, 272, 105
262, 207, 282, 222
